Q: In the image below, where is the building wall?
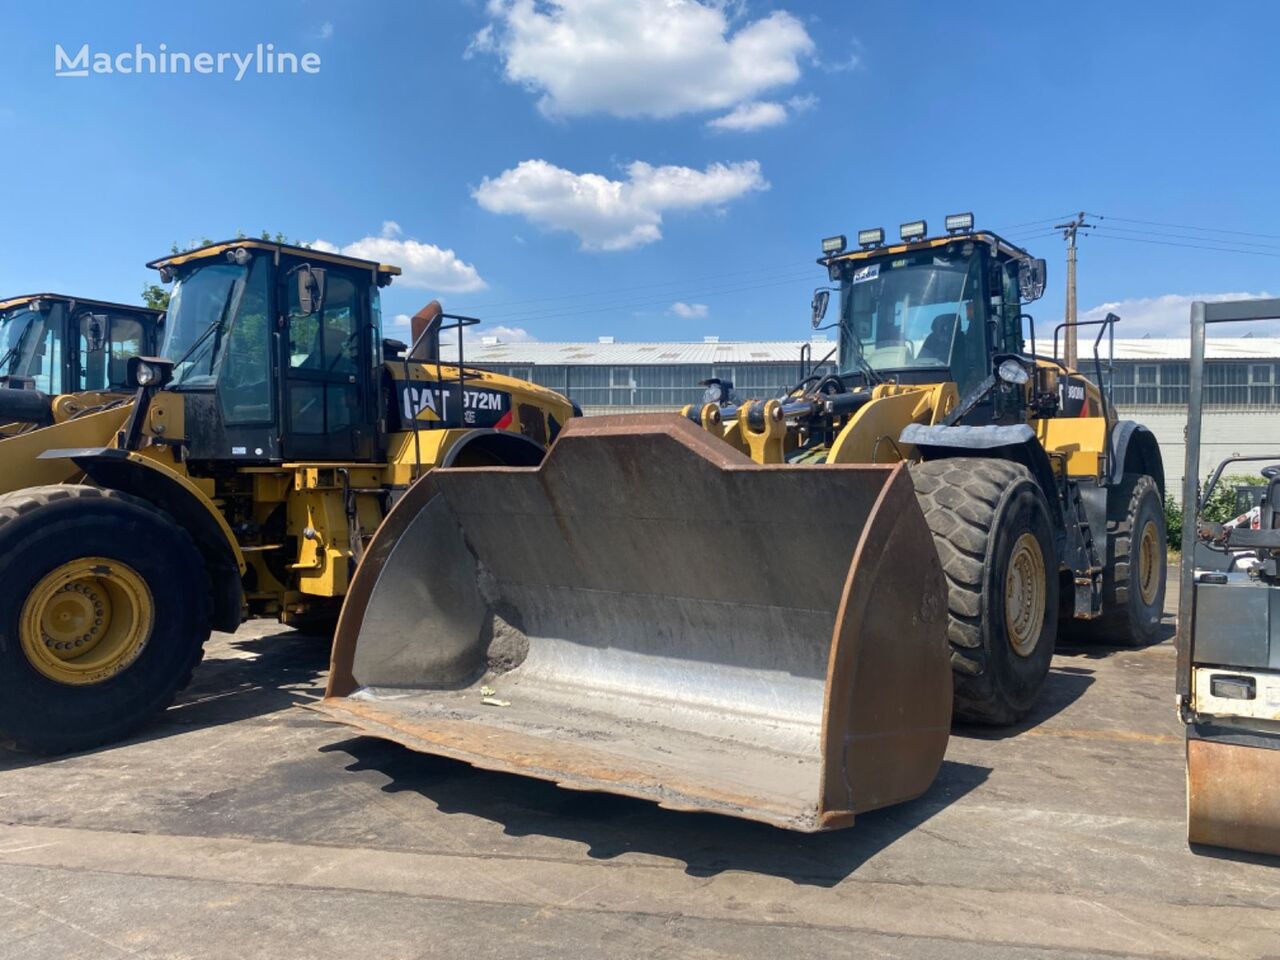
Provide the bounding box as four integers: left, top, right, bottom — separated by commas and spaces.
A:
477, 356, 1279, 498
483, 361, 835, 413
1111, 359, 1280, 408
1115, 407, 1279, 501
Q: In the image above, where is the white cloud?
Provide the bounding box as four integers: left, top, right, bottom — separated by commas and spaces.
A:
706, 94, 817, 131
1082, 292, 1277, 337
670, 301, 709, 319
816, 52, 859, 73
788, 93, 818, 113
472, 0, 813, 120
318, 21, 335, 40
473, 158, 767, 251
707, 101, 787, 132
312, 222, 486, 292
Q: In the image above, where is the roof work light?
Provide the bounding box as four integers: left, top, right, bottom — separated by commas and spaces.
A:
899, 220, 927, 242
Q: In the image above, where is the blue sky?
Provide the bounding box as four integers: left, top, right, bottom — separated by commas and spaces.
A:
2, 1, 1277, 342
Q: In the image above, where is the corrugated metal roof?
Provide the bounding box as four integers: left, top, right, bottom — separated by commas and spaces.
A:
466, 339, 839, 365
1105, 338, 1280, 360
464, 337, 1280, 365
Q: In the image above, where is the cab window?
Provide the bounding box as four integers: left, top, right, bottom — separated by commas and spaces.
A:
78, 314, 146, 391
1000, 260, 1025, 354
218, 255, 274, 424
289, 275, 359, 375
30, 319, 64, 394
286, 271, 362, 437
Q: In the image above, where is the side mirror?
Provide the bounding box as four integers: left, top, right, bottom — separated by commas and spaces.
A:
1018, 258, 1047, 303
297, 265, 327, 315
811, 288, 830, 328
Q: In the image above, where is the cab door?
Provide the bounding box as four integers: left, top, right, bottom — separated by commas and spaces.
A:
280, 262, 374, 461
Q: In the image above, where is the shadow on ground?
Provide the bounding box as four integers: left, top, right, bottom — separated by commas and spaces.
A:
167, 629, 331, 724
1057, 615, 1177, 660
0, 628, 331, 769
323, 735, 989, 888
952, 661, 1097, 741
1189, 843, 1280, 868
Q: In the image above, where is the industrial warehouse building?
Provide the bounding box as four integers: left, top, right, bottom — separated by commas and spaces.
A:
469, 336, 1280, 496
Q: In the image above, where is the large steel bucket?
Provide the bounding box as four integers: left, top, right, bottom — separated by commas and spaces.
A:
314, 414, 950, 831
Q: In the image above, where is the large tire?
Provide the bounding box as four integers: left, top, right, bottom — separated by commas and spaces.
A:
1087, 474, 1166, 646
0, 485, 211, 754
912, 459, 1059, 725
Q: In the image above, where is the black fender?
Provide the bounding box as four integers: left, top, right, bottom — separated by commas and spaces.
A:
441, 429, 547, 468
1110, 421, 1165, 498
899, 423, 1064, 528
39, 447, 245, 632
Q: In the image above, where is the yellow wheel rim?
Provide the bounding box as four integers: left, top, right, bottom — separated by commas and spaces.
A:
20, 558, 153, 685
1138, 519, 1160, 606
1005, 532, 1046, 658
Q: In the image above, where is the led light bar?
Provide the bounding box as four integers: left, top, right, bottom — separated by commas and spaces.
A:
900, 220, 927, 242
821, 234, 847, 255
945, 212, 974, 233
857, 227, 885, 248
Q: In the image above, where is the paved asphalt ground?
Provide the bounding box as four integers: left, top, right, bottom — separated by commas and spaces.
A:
0, 574, 1276, 959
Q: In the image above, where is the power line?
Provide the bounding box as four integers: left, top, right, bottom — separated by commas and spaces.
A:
989, 213, 1076, 232
1089, 232, 1280, 259
470, 215, 1077, 315
1002, 228, 1060, 242
1093, 223, 1280, 252
1104, 215, 1280, 241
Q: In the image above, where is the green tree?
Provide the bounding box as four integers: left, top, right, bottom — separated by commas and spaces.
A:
1202, 473, 1267, 524
1166, 472, 1269, 549
141, 283, 170, 311
151, 232, 312, 308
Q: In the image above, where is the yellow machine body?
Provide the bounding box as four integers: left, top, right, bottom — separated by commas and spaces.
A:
0, 239, 577, 758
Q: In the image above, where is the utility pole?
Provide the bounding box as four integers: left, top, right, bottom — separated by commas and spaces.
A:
1054, 211, 1094, 369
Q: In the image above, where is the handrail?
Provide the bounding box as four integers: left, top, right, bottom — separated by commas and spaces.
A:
402, 311, 482, 481
1053, 313, 1119, 476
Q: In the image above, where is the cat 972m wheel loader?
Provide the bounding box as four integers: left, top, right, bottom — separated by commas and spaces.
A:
0, 239, 575, 755
315, 214, 1168, 831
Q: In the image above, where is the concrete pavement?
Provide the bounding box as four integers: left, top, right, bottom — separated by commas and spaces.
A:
0, 577, 1276, 959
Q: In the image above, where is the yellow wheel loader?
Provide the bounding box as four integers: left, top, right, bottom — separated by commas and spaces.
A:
0, 293, 163, 438
315, 215, 1166, 831
0, 240, 574, 755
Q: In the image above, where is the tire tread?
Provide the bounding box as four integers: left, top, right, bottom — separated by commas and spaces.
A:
0, 484, 210, 754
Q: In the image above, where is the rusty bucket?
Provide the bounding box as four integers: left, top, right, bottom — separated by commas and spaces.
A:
313, 414, 951, 831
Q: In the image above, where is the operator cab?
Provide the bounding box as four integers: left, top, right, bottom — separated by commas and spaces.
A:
147, 240, 400, 464
0, 294, 162, 395
814, 215, 1046, 404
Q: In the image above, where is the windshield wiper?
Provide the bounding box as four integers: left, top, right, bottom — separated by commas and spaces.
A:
0, 316, 38, 378
169, 283, 239, 376
849, 339, 884, 386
